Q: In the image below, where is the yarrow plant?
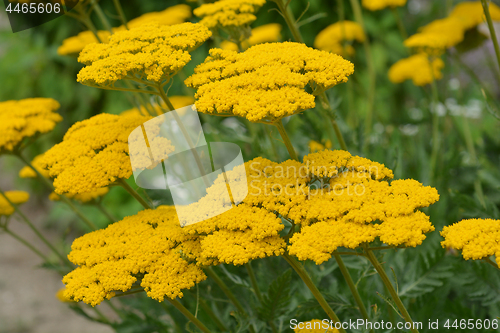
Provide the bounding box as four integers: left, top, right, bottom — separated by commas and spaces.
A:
2, 0, 500, 332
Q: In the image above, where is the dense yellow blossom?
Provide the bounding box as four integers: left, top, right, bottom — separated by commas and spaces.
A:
127, 4, 191, 29
63, 206, 206, 306
294, 319, 339, 332
404, 32, 449, 54
450, 1, 500, 30
57, 30, 111, 56
287, 150, 438, 264
441, 218, 500, 267
419, 17, 466, 48
40, 113, 174, 194
194, 0, 266, 32
0, 191, 30, 216
121, 96, 195, 116
56, 288, 75, 303
388, 53, 444, 86
0, 98, 61, 153
49, 188, 109, 203
220, 23, 282, 51
185, 42, 354, 122
19, 153, 50, 178
314, 21, 365, 56
183, 204, 286, 265
362, 0, 406, 11
308, 140, 332, 153
77, 23, 211, 87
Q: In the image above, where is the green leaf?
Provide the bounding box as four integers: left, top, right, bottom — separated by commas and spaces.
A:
257, 269, 293, 321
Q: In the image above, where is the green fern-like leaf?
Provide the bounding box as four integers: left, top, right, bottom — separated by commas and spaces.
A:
257, 269, 293, 321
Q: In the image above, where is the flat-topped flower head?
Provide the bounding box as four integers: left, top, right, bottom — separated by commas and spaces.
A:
220, 23, 282, 51
362, 0, 406, 11
0, 191, 29, 216
404, 32, 449, 55
77, 23, 211, 87
19, 153, 50, 178
48, 188, 109, 203
185, 42, 354, 122
441, 218, 500, 267
419, 17, 466, 48
287, 150, 439, 265
57, 30, 111, 56
314, 21, 366, 56
194, 0, 266, 41
0, 98, 61, 153
450, 1, 500, 30
63, 206, 206, 306
389, 53, 444, 86
126, 4, 192, 29
40, 113, 174, 194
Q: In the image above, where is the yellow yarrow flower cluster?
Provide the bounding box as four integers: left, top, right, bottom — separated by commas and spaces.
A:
49, 188, 109, 203
194, 0, 266, 40
0, 191, 30, 216
314, 21, 366, 56
441, 218, 500, 267
308, 140, 332, 153
40, 113, 174, 194
127, 4, 192, 29
63, 206, 206, 306
77, 23, 211, 87
287, 150, 439, 265
403, 32, 451, 55
362, 0, 406, 11
57, 30, 111, 56
294, 320, 339, 332
388, 53, 444, 86
185, 42, 354, 122
450, 1, 500, 30
121, 96, 195, 117
0, 98, 61, 153
220, 23, 282, 51
19, 153, 50, 178
418, 17, 466, 48
56, 288, 75, 303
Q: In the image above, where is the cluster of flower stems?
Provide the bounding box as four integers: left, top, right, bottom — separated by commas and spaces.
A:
2, 1, 500, 333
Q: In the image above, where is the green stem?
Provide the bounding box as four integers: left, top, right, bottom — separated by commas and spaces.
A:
349, 0, 376, 142
165, 298, 213, 333
205, 267, 257, 333
266, 127, 281, 161
364, 248, 419, 333
460, 112, 486, 208
273, 0, 305, 43
92, 306, 112, 325
245, 262, 278, 333
320, 94, 349, 151
95, 200, 117, 223
485, 257, 500, 270
391, 7, 407, 40
429, 75, 440, 185
3, 229, 50, 265
191, 292, 228, 332
481, 0, 500, 73
0, 188, 73, 269
16, 153, 97, 230
333, 254, 373, 333
205, 267, 246, 314
274, 120, 299, 161
156, 85, 211, 188
283, 253, 346, 332
90, 0, 113, 32
112, 0, 128, 29
118, 179, 151, 209
85, 84, 159, 95
245, 262, 263, 303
